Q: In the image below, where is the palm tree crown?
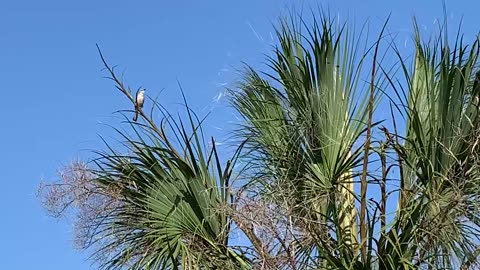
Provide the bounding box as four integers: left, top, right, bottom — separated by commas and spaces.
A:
40, 12, 480, 270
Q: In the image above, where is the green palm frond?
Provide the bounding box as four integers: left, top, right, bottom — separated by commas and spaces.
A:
382, 21, 480, 269
81, 51, 251, 269
89, 110, 248, 269
230, 14, 378, 267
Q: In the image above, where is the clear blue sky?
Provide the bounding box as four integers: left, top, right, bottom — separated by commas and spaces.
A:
1, 0, 479, 269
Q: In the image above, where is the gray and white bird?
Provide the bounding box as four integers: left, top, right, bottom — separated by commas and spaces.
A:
133, 89, 145, 122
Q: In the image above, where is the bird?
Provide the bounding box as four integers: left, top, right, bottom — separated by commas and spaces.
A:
133, 89, 145, 122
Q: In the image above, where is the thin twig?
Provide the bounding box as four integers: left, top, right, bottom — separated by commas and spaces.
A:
95, 44, 181, 159
359, 19, 389, 262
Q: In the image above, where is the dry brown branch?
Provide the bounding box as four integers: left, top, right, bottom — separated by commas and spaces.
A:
38, 160, 124, 249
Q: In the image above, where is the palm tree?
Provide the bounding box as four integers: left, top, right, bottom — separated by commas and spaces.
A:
40, 12, 480, 270
231, 15, 480, 269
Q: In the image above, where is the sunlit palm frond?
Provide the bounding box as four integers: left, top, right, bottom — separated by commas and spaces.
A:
383, 22, 480, 269
230, 14, 377, 267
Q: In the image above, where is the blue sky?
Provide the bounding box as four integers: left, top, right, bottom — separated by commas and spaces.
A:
1, 0, 479, 269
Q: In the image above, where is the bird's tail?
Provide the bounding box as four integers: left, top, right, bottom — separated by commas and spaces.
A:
133, 111, 139, 122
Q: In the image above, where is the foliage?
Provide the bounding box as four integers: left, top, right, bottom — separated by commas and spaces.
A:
39, 12, 480, 270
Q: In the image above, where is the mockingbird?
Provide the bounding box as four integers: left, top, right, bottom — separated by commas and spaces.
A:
133, 89, 145, 122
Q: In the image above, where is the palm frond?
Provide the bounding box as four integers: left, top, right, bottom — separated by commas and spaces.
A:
383, 20, 480, 269
230, 14, 378, 267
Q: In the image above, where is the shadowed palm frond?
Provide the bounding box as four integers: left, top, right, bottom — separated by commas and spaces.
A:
82, 65, 249, 269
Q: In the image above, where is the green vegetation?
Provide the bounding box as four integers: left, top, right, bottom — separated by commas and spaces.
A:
40, 11, 480, 269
